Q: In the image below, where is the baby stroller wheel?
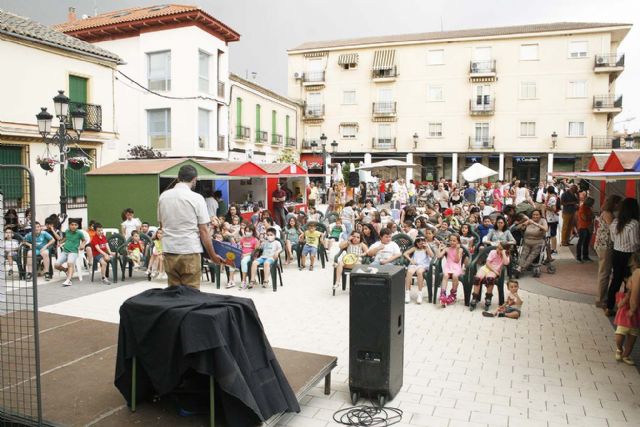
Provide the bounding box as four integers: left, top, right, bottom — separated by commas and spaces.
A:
532, 266, 541, 278
546, 265, 556, 274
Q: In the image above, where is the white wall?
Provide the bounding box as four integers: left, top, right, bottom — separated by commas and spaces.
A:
96, 26, 230, 159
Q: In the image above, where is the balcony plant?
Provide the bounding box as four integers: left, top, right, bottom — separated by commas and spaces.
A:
127, 145, 165, 159
36, 156, 56, 172
67, 156, 92, 170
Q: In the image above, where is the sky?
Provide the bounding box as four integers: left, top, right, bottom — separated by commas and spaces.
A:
2, 0, 639, 131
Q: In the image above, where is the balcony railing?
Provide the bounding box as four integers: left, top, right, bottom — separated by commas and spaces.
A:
594, 53, 625, 68
302, 139, 317, 149
372, 137, 396, 149
469, 60, 496, 75
271, 134, 283, 145
286, 137, 296, 147
303, 71, 325, 83
372, 102, 397, 116
217, 81, 225, 97
67, 102, 102, 132
256, 130, 268, 143
217, 135, 225, 151
468, 136, 495, 149
371, 66, 398, 79
591, 136, 614, 150
236, 125, 250, 139
304, 104, 325, 119
593, 95, 623, 109
469, 98, 495, 114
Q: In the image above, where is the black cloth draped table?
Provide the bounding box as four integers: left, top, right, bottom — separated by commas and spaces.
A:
114, 286, 300, 426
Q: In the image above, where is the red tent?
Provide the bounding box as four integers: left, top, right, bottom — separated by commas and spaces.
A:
602, 150, 640, 197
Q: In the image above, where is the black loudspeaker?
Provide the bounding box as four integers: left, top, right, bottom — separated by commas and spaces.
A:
349, 171, 360, 188
349, 264, 404, 406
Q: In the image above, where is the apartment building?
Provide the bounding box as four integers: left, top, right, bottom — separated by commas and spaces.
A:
55, 5, 239, 160
228, 74, 301, 163
0, 10, 121, 221
288, 22, 631, 184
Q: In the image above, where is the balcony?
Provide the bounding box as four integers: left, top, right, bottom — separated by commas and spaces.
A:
591, 136, 614, 150
256, 130, 268, 144
235, 125, 250, 140
302, 139, 317, 150
217, 81, 225, 97
371, 66, 398, 82
217, 135, 225, 151
468, 136, 495, 150
67, 102, 102, 132
286, 137, 296, 148
469, 60, 496, 80
469, 98, 495, 115
303, 104, 325, 121
594, 53, 625, 73
271, 134, 283, 145
372, 137, 396, 150
303, 71, 325, 87
372, 102, 397, 117
593, 95, 623, 114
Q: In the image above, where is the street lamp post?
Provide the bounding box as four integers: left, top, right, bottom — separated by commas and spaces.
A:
550, 131, 558, 149
413, 132, 419, 149
36, 90, 86, 218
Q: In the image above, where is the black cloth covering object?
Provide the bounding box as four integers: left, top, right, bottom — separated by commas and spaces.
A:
114, 286, 300, 426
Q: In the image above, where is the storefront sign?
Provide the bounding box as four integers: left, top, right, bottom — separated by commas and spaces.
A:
514, 156, 539, 163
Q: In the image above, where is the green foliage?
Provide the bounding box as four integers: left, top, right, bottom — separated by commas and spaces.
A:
127, 145, 165, 159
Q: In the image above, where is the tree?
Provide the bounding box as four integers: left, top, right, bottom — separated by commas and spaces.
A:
127, 145, 165, 159
276, 148, 299, 164
342, 162, 350, 185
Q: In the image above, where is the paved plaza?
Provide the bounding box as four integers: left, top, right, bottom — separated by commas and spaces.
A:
28, 243, 639, 427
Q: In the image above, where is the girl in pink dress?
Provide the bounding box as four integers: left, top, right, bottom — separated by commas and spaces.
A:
437, 234, 464, 307
614, 253, 640, 365
493, 182, 503, 212
469, 243, 510, 312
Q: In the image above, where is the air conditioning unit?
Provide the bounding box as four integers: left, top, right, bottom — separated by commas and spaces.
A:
246, 148, 254, 160
595, 100, 603, 108
596, 56, 606, 65
471, 63, 479, 73
294, 71, 303, 80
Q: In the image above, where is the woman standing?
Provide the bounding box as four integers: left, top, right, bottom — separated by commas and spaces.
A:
606, 198, 640, 316
544, 186, 561, 254
492, 182, 503, 212
594, 195, 622, 308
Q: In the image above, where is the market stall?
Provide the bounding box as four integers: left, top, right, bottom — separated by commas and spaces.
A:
260, 163, 308, 216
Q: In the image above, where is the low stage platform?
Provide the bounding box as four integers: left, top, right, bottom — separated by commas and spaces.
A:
1, 312, 337, 426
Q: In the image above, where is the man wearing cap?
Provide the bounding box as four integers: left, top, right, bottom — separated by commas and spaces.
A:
158, 165, 223, 288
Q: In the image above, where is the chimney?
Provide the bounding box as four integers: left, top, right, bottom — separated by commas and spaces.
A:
67, 7, 77, 22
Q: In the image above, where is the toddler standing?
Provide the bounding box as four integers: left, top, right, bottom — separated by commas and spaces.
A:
613, 253, 640, 365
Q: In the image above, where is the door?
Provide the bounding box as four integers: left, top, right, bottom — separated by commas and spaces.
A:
306, 58, 323, 82
69, 75, 88, 104
475, 85, 491, 107
472, 47, 492, 72
474, 123, 489, 147
377, 88, 393, 114
306, 93, 322, 116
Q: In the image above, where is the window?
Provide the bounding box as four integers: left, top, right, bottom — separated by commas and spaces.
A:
568, 121, 585, 137
377, 124, 392, 144
342, 63, 357, 70
428, 122, 443, 137
427, 49, 444, 65
147, 51, 171, 91
473, 123, 490, 146
66, 148, 95, 208
147, 109, 171, 149
428, 85, 443, 102
568, 41, 588, 58
520, 121, 536, 137
473, 47, 492, 61
520, 81, 537, 99
0, 145, 28, 209
340, 124, 357, 139
568, 80, 587, 98
198, 108, 210, 149
199, 50, 210, 93
342, 90, 357, 105
520, 44, 539, 61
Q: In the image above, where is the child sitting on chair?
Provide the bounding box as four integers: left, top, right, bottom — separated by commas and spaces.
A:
483, 279, 523, 318
470, 242, 510, 312
127, 230, 145, 269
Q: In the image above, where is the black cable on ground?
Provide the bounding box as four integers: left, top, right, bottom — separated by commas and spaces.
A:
332, 401, 403, 426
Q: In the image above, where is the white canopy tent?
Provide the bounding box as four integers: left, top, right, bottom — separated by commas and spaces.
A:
461, 162, 498, 182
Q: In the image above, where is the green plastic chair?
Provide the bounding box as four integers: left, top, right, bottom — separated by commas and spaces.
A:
465, 245, 507, 306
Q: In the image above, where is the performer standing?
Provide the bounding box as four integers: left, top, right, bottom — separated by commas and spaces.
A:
272, 181, 287, 227
158, 165, 223, 289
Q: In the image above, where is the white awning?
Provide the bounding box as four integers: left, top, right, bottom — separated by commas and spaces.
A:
338, 53, 359, 65
372, 49, 395, 70
303, 51, 328, 58
551, 171, 640, 182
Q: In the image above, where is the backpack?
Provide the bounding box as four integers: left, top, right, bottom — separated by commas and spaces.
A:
554, 196, 562, 213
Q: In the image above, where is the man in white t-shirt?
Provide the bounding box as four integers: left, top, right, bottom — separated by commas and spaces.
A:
120, 208, 141, 239
367, 229, 401, 266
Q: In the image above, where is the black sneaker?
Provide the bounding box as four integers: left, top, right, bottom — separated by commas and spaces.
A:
482, 311, 495, 317
469, 300, 478, 312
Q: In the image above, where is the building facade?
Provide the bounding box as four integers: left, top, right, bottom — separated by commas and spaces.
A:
228, 73, 301, 163
55, 5, 240, 160
0, 10, 121, 222
287, 22, 631, 184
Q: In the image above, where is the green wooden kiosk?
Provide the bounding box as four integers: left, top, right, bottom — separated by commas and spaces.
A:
86, 158, 221, 229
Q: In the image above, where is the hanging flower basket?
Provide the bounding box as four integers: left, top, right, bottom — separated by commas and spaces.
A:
67, 156, 92, 170
37, 157, 56, 172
